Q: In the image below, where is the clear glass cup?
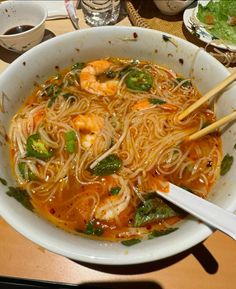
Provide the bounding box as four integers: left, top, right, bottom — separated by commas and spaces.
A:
81, 0, 121, 26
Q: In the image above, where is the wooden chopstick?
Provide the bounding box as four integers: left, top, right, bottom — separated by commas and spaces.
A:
178, 71, 236, 121
188, 110, 236, 141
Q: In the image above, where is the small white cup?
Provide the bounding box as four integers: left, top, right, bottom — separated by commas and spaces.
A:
0, 1, 47, 53
153, 0, 195, 15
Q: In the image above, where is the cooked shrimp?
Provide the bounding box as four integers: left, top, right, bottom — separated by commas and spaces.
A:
132, 99, 178, 112
80, 60, 119, 96
72, 113, 104, 134
132, 99, 152, 111
72, 113, 104, 148
33, 110, 44, 129
80, 134, 96, 149
95, 178, 131, 221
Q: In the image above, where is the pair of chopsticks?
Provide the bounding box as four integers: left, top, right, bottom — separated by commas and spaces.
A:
179, 71, 236, 141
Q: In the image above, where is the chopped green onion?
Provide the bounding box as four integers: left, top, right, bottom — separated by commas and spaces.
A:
18, 162, 36, 181
84, 221, 94, 235
47, 88, 62, 107
65, 130, 77, 154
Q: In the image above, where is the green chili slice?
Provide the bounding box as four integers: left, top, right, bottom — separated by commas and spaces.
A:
125, 69, 153, 91
26, 133, 53, 160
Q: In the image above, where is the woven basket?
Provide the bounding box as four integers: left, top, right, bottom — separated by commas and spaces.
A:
125, 0, 236, 67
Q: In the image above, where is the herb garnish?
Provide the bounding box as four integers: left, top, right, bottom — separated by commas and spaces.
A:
0, 177, 7, 186
84, 220, 103, 236
121, 238, 141, 246
148, 98, 166, 105
220, 154, 234, 176
72, 62, 85, 70
6, 186, 33, 211
133, 195, 180, 227
90, 154, 122, 176
148, 227, 178, 239
162, 35, 171, 42
176, 77, 192, 88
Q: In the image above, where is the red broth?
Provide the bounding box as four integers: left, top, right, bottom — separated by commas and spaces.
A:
9, 58, 222, 242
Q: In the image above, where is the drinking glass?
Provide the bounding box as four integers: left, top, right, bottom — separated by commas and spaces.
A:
81, 0, 121, 26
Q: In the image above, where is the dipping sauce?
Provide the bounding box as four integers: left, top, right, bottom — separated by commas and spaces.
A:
4, 25, 34, 35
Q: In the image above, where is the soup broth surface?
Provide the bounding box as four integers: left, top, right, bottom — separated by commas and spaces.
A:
9, 58, 222, 242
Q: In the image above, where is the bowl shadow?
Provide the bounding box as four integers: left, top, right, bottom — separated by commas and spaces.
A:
71, 241, 218, 275
79, 281, 162, 289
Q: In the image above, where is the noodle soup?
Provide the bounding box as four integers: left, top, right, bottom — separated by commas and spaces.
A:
9, 58, 221, 243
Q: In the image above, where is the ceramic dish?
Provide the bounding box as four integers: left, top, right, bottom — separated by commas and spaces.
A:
0, 26, 236, 265
153, 0, 195, 15
0, 1, 47, 53
183, 0, 236, 52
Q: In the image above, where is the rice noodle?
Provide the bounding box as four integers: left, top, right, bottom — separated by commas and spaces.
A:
8, 57, 222, 241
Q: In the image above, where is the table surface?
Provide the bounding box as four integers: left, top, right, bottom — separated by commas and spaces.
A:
0, 6, 236, 289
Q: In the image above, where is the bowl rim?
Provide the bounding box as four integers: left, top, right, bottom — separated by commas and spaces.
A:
0, 26, 231, 265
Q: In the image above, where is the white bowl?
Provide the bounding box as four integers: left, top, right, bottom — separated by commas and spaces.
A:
153, 0, 195, 15
0, 26, 236, 265
0, 1, 47, 53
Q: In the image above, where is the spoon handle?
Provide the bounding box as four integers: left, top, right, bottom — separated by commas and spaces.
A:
156, 183, 236, 240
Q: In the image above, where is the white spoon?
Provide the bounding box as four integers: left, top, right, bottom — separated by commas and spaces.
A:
156, 183, 236, 240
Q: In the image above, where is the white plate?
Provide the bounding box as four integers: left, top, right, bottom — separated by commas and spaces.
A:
183, 0, 236, 52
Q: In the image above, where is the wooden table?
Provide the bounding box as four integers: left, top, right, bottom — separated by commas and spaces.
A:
0, 7, 236, 289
